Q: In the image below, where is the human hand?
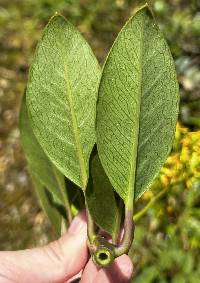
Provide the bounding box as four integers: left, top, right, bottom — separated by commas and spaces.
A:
0, 211, 133, 283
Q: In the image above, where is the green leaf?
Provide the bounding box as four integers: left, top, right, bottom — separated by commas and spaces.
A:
172, 274, 187, 283
19, 93, 65, 204
96, 4, 179, 203
132, 266, 159, 283
32, 176, 62, 237
26, 15, 101, 190
86, 153, 120, 239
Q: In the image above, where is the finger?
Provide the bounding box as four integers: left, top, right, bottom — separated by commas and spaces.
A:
0, 211, 88, 283
80, 258, 99, 283
94, 254, 133, 283
67, 270, 82, 283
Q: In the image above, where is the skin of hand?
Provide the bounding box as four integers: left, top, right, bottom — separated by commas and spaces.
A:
0, 211, 133, 283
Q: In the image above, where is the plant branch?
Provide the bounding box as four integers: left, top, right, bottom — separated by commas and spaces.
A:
133, 187, 169, 222
84, 194, 96, 243
90, 198, 134, 266
61, 186, 72, 224
91, 236, 115, 267
114, 205, 134, 257
112, 198, 123, 245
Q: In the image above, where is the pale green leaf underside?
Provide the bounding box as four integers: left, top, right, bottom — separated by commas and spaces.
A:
96, 5, 179, 202
86, 154, 119, 238
19, 94, 65, 203
32, 176, 62, 237
26, 15, 101, 190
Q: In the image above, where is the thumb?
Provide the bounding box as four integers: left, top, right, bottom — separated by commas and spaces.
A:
0, 211, 88, 283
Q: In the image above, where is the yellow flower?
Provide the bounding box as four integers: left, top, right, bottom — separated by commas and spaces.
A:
186, 178, 193, 189
152, 123, 199, 193
190, 152, 200, 169
160, 175, 170, 187
165, 154, 180, 165
182, 136, 192, 147
161, 167, 178, 178
193, 145, 200, 153
180, 147, 190, 163
142, 191, 154, 200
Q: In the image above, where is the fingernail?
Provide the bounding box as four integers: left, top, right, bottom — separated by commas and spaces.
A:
68, 212, 87, 235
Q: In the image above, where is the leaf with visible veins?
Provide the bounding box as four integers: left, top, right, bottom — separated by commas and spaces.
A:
86, 153, 120, 239
96, 4, 179, 203
32, 176, 63, 237
19, 93, 66, 204
26, 15, 101, 190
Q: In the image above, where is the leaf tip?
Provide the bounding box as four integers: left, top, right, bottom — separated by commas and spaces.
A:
136, 2, 148, 11
47, 12, 67, 27
135, 2, 154, 18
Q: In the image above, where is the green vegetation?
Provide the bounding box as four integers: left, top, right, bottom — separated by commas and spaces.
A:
131, 124, 200, 282
0, 0, 199, 280
20, 3, 179, 267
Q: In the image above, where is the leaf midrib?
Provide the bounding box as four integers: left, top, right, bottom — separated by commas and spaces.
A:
126, 13, 145, 206
63, 52, 87, 189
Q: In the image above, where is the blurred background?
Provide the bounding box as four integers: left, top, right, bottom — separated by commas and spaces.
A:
0, 0, 199, 282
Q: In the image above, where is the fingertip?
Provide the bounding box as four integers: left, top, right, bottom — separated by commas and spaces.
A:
114, 254, 134, 280
56, 211, 88, 281
80, 259, 99, 283
68, 210, 87, 236
94, 254, 134, 283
